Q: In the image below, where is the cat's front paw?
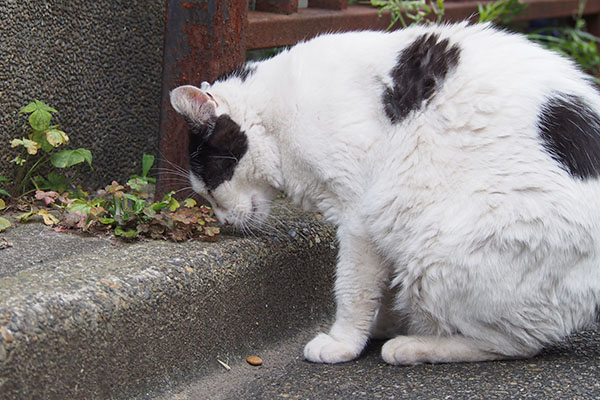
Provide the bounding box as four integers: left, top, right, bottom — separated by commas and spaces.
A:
303, 333, 361, 364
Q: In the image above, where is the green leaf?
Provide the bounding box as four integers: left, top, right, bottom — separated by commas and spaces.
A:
0, 176, 10, 197
11, 138, 39, 155
114, 225, 138, 239
123, 193, 146, 213
66, 199, 93, 214
168, 197, 180, 212
126, 177, 148, 192
123, 193, 140, 202
45, 129, 69, 147
0, 217, 10, 232
142, 154, 155, 178
29, 109, 52, 132
19, 102, 38, 114
11, 156, 26, 167
31, 130, 54, 153
203, 226, 220, 237
17, 209, 36, 222
34, 100, 57, 113
151, 201, 168, 212
45, 172, 69, 193
37, 209, 59, 226
0, 199, 5, 210
183, 198, 197, 208
50, 148, 93, 169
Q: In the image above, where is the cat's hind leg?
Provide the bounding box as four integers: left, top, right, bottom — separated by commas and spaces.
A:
369, 283, 405, 340
381, 334, 527, 365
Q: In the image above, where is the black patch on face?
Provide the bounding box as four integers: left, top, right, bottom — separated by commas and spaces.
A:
216, 63, 257, 83
384, 33, 461, 124
538, 94, 600, 180
189, 114, 248, 191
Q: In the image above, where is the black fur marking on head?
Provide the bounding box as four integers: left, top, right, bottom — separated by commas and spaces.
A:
189, 114, 248, 191
216, 63, 257, 83
384, 33, 461, 124
538, 94, 600, 180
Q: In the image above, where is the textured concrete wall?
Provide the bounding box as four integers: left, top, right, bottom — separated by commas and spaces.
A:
0, 0, 164, 189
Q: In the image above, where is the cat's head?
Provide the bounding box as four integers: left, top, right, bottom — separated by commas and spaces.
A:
170, 84, 280, 229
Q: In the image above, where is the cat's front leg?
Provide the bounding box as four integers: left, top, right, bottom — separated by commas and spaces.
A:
304, 226, 388, 363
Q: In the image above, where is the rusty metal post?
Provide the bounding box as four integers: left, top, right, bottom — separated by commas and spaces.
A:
255, 0, 299, 14
309, 0, 348, 10
157, 0, 248, 198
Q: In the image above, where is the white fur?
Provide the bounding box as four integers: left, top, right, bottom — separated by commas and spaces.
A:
171, 23, 600, 365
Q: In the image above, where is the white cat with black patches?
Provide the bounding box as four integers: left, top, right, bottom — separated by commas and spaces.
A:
170, 22, 600, 365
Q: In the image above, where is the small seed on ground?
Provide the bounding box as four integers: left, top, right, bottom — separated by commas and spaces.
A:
246, 355, 263, 366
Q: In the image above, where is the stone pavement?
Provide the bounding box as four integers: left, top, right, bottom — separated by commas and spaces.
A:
153, 328, 600, 399
0, 202, 337, 399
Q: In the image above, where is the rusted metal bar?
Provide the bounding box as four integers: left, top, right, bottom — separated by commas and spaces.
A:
247, 6, 392, 49
585, 12, 600, 36
247, 0, 600, 49
157, 0, 248, 198
309, 0, 348, 10
255, 0, 299, 14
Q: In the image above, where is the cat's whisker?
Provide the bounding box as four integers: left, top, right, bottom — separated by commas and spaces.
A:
155, 154, 191, 175
245, 212, 287, 237
153, 168, 191, 180
154, 166, 190, 174
208, 155, 238, 161
157, 177, 192, 186
174, 186, 194, 196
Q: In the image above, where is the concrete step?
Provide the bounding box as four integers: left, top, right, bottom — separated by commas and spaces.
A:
0, 202, 337, 399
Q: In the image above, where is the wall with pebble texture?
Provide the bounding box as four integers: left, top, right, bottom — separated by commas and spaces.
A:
0, 0, 165, 189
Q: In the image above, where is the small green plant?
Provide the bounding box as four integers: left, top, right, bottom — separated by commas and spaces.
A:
0, 199, 10, 232
0, 176, 10, 198
528, 5, 600, 83
27, 154, 220, 241
10, 100, 92, 196
2, 102, 219, 241
477, 0, 527, 25
370, 0, 445, 29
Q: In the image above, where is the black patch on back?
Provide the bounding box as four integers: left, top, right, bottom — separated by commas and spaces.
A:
189, 115, 248, 191
384, 33, 461, 124
538, 94, 600, 180
216, 63, 257, 83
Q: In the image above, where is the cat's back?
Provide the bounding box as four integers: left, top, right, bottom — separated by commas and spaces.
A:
258, 23, 599, 125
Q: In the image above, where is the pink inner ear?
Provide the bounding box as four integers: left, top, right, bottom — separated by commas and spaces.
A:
186, 86, 210, 106
171, 85, 217, 121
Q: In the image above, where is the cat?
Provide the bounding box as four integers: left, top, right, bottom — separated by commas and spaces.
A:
169, 22, 600, 365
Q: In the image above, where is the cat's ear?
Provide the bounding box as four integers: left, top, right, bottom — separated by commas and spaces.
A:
170, 85, 217, 124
